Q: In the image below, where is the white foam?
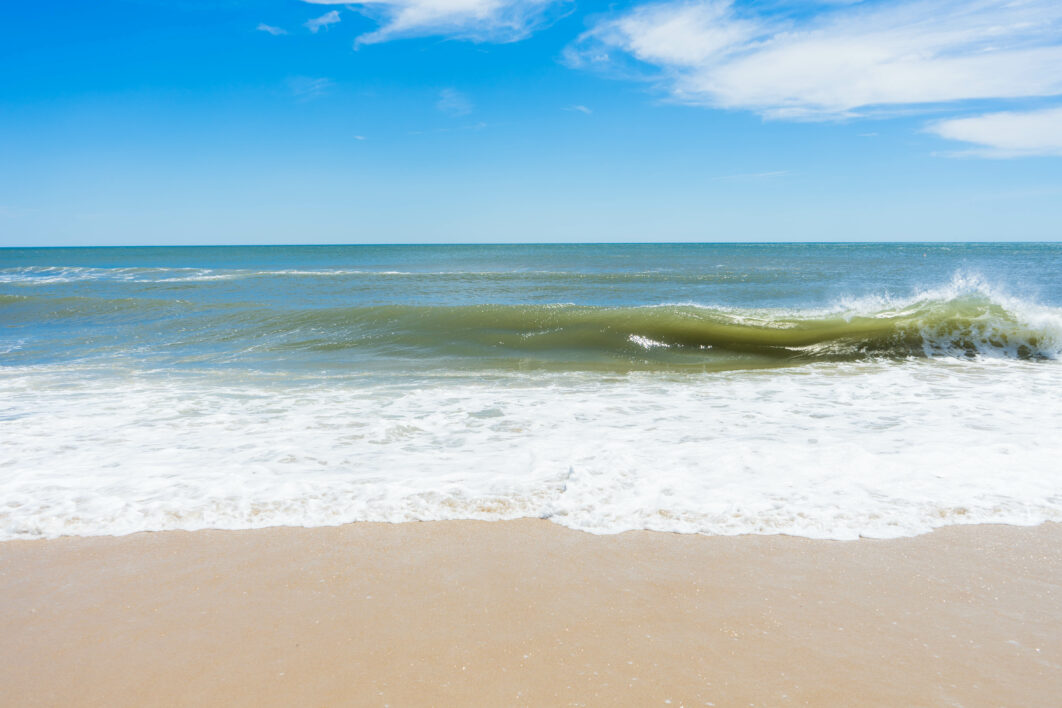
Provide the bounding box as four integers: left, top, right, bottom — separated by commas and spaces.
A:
0, 266, 414, 284
0, 267, 739, 284
0, 266, 217, 284
3, 359, 1062, 541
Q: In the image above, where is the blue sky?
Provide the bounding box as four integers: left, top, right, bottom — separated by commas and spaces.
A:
1, 0, 1060, 245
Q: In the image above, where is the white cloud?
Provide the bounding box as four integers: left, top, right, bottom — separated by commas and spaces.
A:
568, 0, 1062, 120
302, 0, 567, 45
566, 104, 593, 114
928, 107, 1062, 157
257, 23, 287, 36
437, 88, 473, 116
305, 10, 341, 33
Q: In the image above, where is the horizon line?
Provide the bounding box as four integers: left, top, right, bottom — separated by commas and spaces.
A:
3, 240, 1062, 249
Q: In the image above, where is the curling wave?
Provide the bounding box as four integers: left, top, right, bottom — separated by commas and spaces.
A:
3, 287, 1059, 371
202, 297, 1061, 371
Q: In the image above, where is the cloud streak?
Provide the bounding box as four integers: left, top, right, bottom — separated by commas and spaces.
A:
256, 23, 287, 36
288, 76, 334, 100
928, 107, 1062, 158
302, 0, 567, 45
567, 0, 1062, 120
305, 10, 341, 33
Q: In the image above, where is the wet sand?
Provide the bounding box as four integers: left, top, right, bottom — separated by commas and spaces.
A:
1, 519, 1060, 707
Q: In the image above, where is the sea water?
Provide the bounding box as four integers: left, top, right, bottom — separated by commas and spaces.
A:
2, 243, 1061, 540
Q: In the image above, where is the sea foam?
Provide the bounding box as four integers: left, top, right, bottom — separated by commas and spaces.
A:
2, 359, 1061, 541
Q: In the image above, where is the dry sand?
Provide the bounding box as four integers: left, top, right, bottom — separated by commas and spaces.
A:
1, 519, 1060, 707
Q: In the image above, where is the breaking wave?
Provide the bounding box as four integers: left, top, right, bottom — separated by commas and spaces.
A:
2, 276, 1060, 370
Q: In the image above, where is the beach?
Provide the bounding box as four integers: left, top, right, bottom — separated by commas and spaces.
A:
4, 245, 1062, 705
6, 0, 1062, 700
2, 519, 1060, 707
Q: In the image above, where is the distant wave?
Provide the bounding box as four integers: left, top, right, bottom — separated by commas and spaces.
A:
0, 265, 775, 285
0, 266, 402, 283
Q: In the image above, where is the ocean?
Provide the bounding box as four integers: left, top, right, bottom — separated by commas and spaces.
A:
2, 243, 1061, 540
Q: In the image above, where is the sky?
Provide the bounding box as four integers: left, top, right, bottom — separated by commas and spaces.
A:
0, 0, 1060, 245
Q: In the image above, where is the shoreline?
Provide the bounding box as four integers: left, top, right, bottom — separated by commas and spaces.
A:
2, 519, 1060, 706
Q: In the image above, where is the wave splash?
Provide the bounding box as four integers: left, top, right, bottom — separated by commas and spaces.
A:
831, 273, 1062, 361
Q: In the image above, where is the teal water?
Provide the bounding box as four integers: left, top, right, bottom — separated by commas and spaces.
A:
2, 243, 1062, 541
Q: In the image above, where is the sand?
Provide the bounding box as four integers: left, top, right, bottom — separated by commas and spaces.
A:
1, 519, 1060, 707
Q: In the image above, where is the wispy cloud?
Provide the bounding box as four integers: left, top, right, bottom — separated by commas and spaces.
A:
567, 0, 1062, 121
436, 88, 473, 116
302, 0, 568, 45
288, 76, 333, 100
928, 107, 1062, 158
566, 105, 592, 114
305, 10, 341, 34
256, 23, 287, 36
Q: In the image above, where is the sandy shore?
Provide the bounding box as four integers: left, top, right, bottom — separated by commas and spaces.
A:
1, 520, 1060, 707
